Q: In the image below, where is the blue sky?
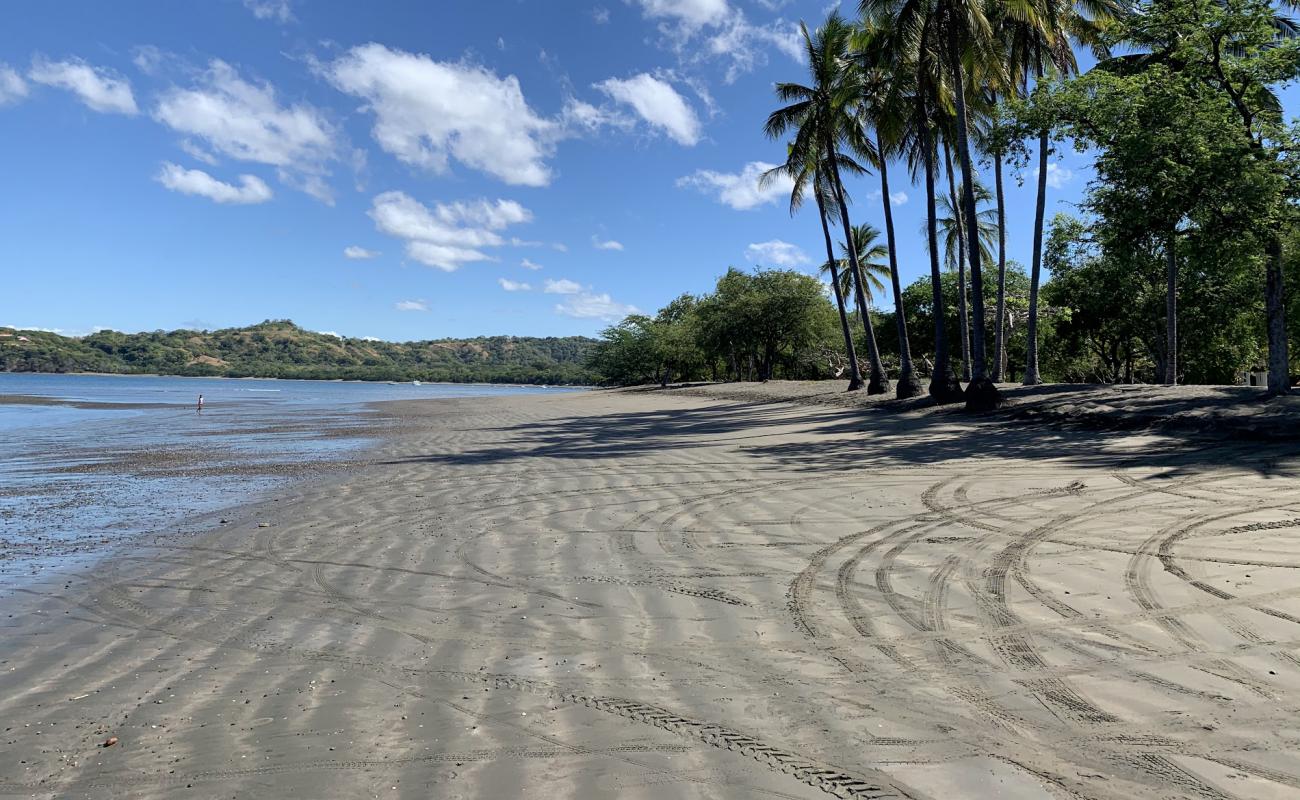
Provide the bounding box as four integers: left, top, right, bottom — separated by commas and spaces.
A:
2, 0, 1121, 341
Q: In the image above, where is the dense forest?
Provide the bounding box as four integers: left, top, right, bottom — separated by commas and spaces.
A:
0, 320, 597, 385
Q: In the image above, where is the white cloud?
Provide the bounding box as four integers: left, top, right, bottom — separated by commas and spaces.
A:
596, 73, 700, 146
155, 162, 273, 204
344, 245, 381, 260
1034, 162, 1074, 189
155, 60, 337, 201
520, 258, 543, 270
677, 160, 791, 210
394, 299, 428, 311
435, 198, 532, 230
543, 278, 582, 295
0, 64, 28, 106
631, 0, 802, 82
369, 190, 532, 272
634, 0, 730, 28
867, 188, 909, 206
499, 278, 532, 292
746, 239, 810, 267
325, 43, 557, 186
555, 291, 638, 320
244, 0, 293, 22
592, 236, 624, 251
28, 57, 137, 115
593, 6, 611, 23
179, 139, 219, 166
317, 330, 343, 338
552, 242, 569, 253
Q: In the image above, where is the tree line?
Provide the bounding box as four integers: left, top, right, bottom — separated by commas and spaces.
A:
594, 0, 1300, 402
0, 320, 597, 385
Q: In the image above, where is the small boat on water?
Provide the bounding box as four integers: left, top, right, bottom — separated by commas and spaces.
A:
412, 380, 422, 386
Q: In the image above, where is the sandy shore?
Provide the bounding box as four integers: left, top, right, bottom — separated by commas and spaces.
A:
3, 388, 1300, 798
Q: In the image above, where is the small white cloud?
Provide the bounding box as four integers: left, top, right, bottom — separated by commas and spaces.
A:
244, 0, 293, 22
325, 43, 558, 187
499, 278, 532, 292
520, 258, 543, 270
544, 278, 582, 295
179, 139, 219, 166
552, 242, 569, 253
0, 64, 29, 106
1034, 162, 1073, 189
592, 5, 611, 23
866, 188, 909, 206
592, 236, 624, 251
595, 73, 701, 146
394, 299, 428, 312
317, 330, 343, 338
745, 239, 810, 267
497, 37, 506, 51
678, 161, 791, 210
344, 245, 381, 260
29, 56, 137, 115
369, 190, 532, 272
555, 291, 638, 320
634, 0, 730, 28
156, 162, 273, 204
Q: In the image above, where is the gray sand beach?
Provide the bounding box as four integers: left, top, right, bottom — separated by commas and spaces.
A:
3, 387, 1300, 799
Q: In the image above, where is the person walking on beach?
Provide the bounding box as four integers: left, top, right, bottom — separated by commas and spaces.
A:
197, 394, 204, 413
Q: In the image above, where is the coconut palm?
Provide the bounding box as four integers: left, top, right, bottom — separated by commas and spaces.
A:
852, 20, 925, 398
1017, 0, 1122, 386
766, 13, 892, 394
863, 0, 1003, 410
822, 223, 890, 303
763, 149, 867, 390
931, 181, 998, 273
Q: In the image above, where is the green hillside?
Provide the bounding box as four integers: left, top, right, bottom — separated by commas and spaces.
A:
0, 320, 597, 385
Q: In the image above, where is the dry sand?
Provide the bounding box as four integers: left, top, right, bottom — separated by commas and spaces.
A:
3, 388, 1300, 799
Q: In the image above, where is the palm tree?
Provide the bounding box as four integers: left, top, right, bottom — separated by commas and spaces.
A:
763, 150, 866, 390
932, 180, 997, 273
852, 20, 925, 398
1018, 0, 1121, 386
766, 14, 892, 394
822, 223, 890, 304
862, 0, 1000, 408
942, 140, 973, 382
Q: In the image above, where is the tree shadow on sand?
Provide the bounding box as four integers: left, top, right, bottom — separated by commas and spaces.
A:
381, 394, 1300, 479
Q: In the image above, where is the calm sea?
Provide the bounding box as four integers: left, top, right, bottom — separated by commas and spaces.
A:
0, 373, 579, 585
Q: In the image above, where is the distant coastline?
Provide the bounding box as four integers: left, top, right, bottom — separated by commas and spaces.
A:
0, 319, 598, 386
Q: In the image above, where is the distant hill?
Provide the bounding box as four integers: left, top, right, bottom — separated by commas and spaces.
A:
0, 320, 597, 385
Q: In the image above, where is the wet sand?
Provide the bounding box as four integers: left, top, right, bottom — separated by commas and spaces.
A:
3, 389, 1300, 798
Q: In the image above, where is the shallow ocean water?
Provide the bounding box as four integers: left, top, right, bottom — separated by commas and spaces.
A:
0, 373, 579, 584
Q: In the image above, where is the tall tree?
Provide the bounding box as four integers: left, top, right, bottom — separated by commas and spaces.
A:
853, 21, 925, 398
767, 14, 892, 394
763, 150, 867, 390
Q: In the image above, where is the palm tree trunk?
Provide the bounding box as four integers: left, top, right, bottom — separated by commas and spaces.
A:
825, 128, 890, 395
1165, 231, 1177, 385
1023, 126, 1050, 386
992, 147, 1008, 383
1266, 234, 1291, 394
946, 27, 997, 410
877, 130, 922, 399
816, 187, 864, 391
920, 106, 959, 403
943, 142, 972, 383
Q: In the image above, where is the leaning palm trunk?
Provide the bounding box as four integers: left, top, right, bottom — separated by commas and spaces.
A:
816, 188, 864, 390
921, 107, 961, 402
1023, 127, 1050, 386
1265, 235, 1290, 394
992, 147, 1008, 382
943, 142, 972, 383
1165, 232, 1177, 385
947, 29, 998, 410
877, 130, 922, 398
824, 129, 891, 394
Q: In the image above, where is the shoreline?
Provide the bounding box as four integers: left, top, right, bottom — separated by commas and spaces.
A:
3, 389, 1299, 798
0, 370, 594, 389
